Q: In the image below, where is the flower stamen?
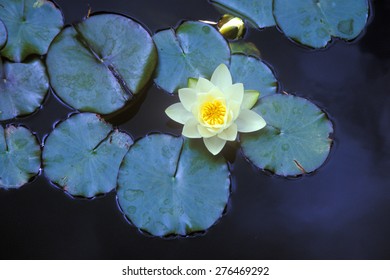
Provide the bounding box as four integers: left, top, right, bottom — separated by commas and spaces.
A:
200, 100, 226, 126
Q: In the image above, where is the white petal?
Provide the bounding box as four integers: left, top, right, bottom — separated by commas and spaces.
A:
225, 83, 244, 104
198, 125, 217, 138
178, 88, 197, 111
228, 101, 241, 121
203, 136, 227, 155
236, 109, 267, 133
165, 103, 193, 124
218, 123, 238, 141
242, 90, 260, 109
182, 118, 201, 138
210, 64, 232, 90
196, 77, 214, 92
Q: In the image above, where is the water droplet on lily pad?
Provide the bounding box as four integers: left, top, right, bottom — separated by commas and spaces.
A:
241, 94, 333, 177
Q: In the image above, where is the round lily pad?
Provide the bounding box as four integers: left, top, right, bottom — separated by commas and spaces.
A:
0, 125, 41, 189
153, 21, 230, 94
0, 0, 63, 62
240, 94, 333, 177
209, 0, 275, 28
0, 58, 49, 121
273, 0, 369, 48
43, 113, 133, 198
0, 19, 7, 50
229, 54, 278, 97
117, 134, 230, 237
46, 13, 157, 115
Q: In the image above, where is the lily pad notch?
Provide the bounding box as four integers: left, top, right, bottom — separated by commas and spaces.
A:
43, 113, 133, 198
117, 134, 231, 237
46, 13, 157, 115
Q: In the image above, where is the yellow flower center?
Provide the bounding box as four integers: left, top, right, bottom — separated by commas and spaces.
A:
200, 100, 226, 126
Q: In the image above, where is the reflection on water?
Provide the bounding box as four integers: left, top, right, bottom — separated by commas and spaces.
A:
1, 0, 389, 259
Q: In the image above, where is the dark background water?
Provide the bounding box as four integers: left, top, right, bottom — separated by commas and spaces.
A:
1, 0, 389, 259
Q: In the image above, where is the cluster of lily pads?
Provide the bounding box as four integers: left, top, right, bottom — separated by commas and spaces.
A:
0, 0, 369, 237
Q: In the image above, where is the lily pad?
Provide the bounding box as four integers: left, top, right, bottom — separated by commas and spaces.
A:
273, 0, 369, 48
229, 54, 278, 97
46, 13, 157, 115
153, 21, 230, 94
229, 41, 261, 58
0, 58, 49, 121
0, 0, 63, 62
209, 0, 275, 28
0, 19, 6, 50
117, 134, 230, 237
240, 94, 333, 177
0, 125, 41, 189
43, 113, 133, 198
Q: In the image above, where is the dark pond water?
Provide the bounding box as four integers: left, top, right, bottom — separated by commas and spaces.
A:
1, 0, 389, 259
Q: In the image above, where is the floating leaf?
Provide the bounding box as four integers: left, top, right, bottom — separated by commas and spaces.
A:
0, 0, 63, 62
43, 113, 133, 198
209, 0, 275, 28
229, 41, 261, 58
0, 125, 41, 189
229, 54, 277, 97
273, 0, 369, 48
240, 94, 333, 176
0, 19, 6, 50
46, 13, 157, 115
153, 21, 230, 94
0, 58, 49, 121
117, 134, 230, 237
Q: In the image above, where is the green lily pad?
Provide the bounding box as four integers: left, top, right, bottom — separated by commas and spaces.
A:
46, 13, 157, 115
0, 125, 41, 189
43, 113, 133, 198
240, 94, 333, 177
0, 0, 63, 62
209, 0, 275, 28
273, 0, 369, 48
229, 41, 260, 58
153, 21, 230, 94
117, 134, 230, 237
229, 54, 277, 97
0, 19, 7, 50
0, 58, 49, 121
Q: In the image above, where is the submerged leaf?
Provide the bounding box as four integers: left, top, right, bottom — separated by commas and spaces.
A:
229, 41, 261, 58
0, 125, 41, 189
240, 94, 333, 176
0, 58, 49, 121
273, 0, 369, 48
43, 113, 133, 198
153, 21, 230, 94
46, 13, 157, 115
117, 134, 230, 237
0, 0, 63, 62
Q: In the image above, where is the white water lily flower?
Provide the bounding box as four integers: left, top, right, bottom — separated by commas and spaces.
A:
165, 64, 266, 155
